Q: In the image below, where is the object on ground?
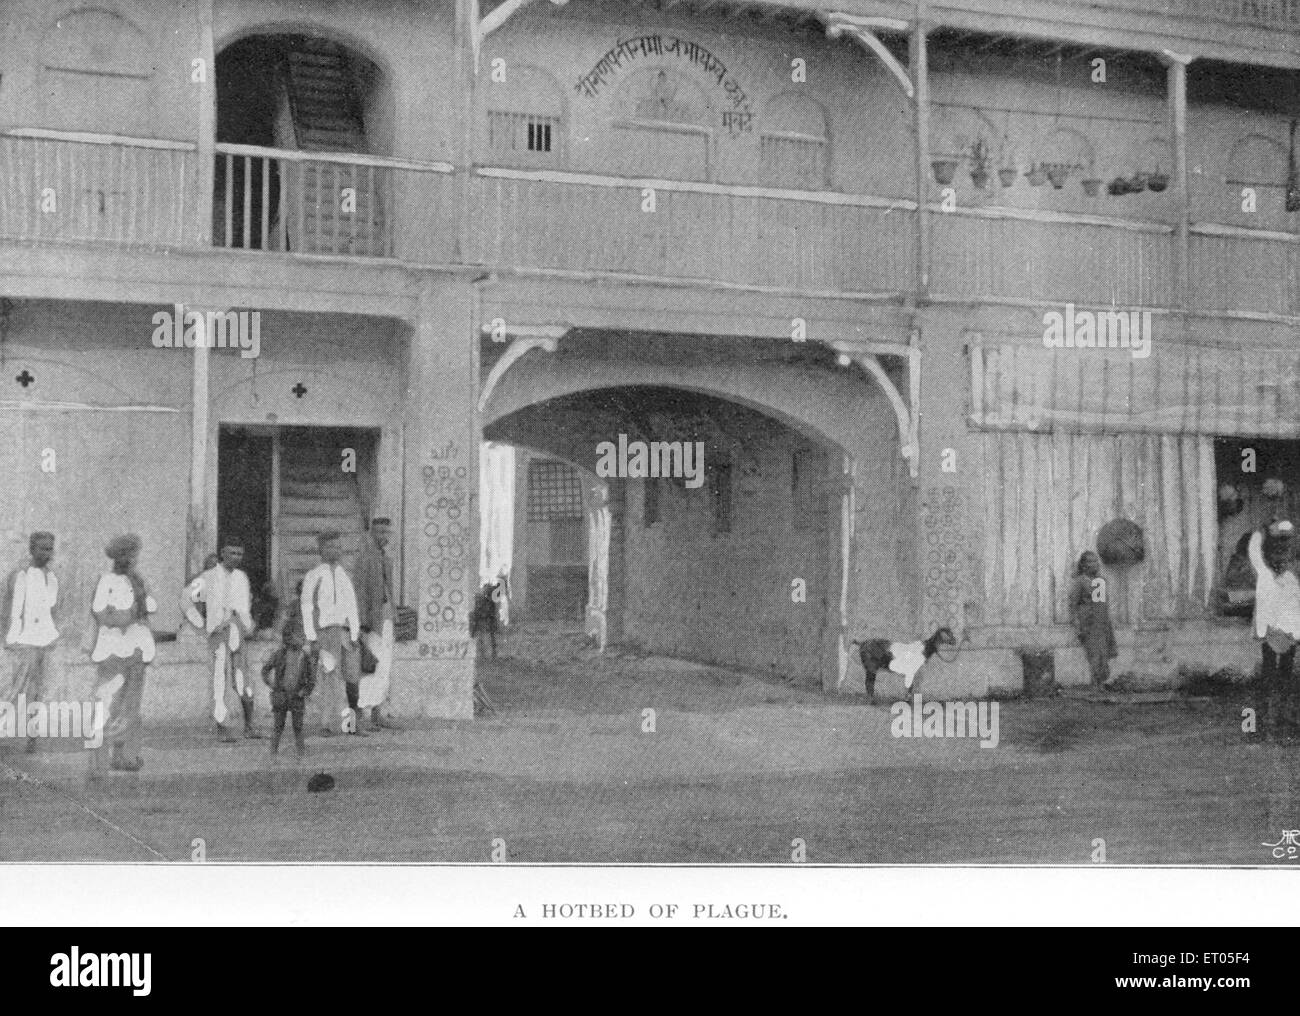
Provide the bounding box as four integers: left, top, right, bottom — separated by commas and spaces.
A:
307, 772, 335, 793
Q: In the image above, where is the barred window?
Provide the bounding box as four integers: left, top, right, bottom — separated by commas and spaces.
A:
484, 64, 564, 167
488, 111, 559, 157
527, 460, 584, 521
760, 93, 829, 190
760, 133, 829, 190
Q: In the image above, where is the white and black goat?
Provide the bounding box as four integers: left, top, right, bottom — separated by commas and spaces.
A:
852, 627, 957, 698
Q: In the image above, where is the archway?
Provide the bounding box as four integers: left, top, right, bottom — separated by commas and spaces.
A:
214, 31, 393, 252
478, 330, 917, 693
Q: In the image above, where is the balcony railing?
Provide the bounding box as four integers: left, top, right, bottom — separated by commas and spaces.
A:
469, 167, 917, 296
1100, 0, 1300, 28
213, 143, 456, 262
0, 129, 194, 247
3, 129, 1300, 319
930, 208, 1175, 308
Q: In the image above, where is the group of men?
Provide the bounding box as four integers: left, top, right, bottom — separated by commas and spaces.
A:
1, 518, 401, 768
184, 519, 401, 750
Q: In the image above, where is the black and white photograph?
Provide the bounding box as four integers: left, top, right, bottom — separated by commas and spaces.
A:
0, 0, 1298, 932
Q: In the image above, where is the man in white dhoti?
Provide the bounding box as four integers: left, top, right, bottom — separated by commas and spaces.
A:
186, 541, 260, 742
90, 534, 157, 773
355, 517, 399, 732
3, 532, 60, 754
301, 532, 367, 737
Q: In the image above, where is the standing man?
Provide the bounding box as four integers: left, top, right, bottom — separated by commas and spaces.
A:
301, 532, 366, 737
1249, 518, 1300, 740
186, 540, 260, 742
89, 534, 157, 773
355, 517, 399, 732
3, 532, 59, 754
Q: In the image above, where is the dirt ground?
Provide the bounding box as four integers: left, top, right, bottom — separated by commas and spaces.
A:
1, 623, 1296, 864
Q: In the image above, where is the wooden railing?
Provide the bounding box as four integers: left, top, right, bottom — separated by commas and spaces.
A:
1189, 224, 1300, 318
3, 129, 1299, 318
930, 208, 1175, 308
213, 143, 456, 261
468, 167, 917, 296
1096, 0, 1300, 29
0, 129, 195, 247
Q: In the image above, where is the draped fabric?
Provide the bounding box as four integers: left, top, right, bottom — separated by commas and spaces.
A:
585, 485, 611, 653
479, 442, 515, 595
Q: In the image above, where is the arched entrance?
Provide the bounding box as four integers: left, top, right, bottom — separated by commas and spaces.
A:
214, 31, 393, 253
478, 321, 915, 690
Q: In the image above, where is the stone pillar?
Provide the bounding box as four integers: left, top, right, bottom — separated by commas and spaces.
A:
396, 276, 477, 719
914, 309, 975, 640
605, 478, 627, 643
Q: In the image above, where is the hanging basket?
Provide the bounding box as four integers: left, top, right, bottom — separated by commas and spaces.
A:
1097, 518, 1146, 567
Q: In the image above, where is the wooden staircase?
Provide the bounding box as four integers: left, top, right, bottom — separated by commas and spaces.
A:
277, 437, 367, 599
280, 38, 389, 257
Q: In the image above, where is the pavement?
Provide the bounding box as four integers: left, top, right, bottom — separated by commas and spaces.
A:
0, 624, 1295, 863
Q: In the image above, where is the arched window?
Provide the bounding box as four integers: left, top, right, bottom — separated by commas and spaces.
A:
39, 8, 155, 136
760, 92, 829, 190
485, 64, 565, 167
1225, 133, 1288, 189
607, 68, 711, 181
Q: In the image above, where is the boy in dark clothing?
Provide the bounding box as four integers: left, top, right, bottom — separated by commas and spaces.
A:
262, 606, 315, 757
469, 581, 501, 659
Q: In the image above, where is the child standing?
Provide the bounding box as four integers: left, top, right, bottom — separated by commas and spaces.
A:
1069, 550, 1118, 688
261, 606, 315, 757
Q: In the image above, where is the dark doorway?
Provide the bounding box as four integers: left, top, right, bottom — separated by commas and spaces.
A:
217, 427, 273, 592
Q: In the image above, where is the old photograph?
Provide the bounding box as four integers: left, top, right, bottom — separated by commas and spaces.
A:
0, 0, 1298, 879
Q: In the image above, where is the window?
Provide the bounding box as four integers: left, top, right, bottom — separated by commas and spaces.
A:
484, 65, 565, 167
760, 93, 829, 190
526, 460, 584, 521
488, 112, 560, 157
608, 69, 711, 182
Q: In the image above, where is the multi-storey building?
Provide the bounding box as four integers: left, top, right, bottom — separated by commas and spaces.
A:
1, 0, 1298, 718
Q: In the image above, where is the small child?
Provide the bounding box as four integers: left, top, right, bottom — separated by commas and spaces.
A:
261, 608, 315, 757
469, 581, 502, 660
1069, 550, 1117, 688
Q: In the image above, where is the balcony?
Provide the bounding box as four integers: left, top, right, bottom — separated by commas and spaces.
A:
2, 128, 1299, 320
468, 167, 917, 297
0, 129, 196, 248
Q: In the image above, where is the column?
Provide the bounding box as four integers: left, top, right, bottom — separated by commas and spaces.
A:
910, 12, 931, 299
186, 314, 210, 577
398, 276, 478, 719
1165, 53, 1192, 309
195, 0, 216, 247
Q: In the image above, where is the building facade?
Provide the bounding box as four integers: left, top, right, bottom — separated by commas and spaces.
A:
1, 0, 1298, 718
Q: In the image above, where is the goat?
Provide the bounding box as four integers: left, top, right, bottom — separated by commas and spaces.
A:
851, 627, 957, 699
